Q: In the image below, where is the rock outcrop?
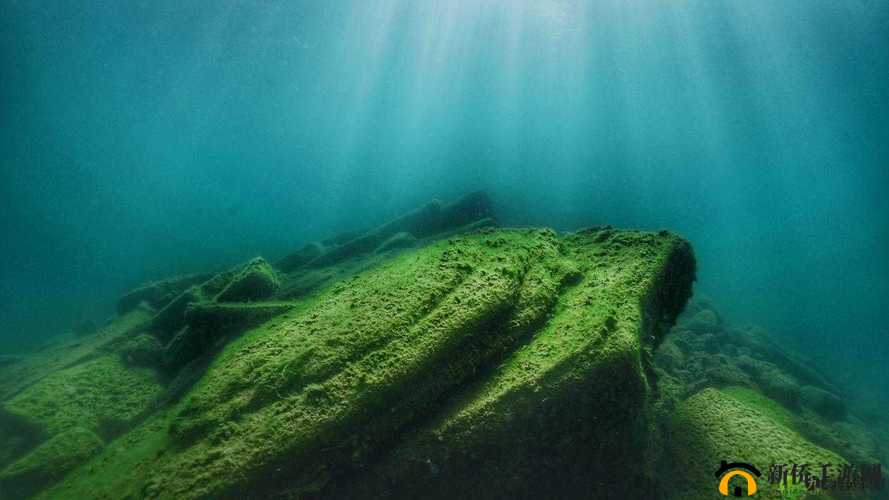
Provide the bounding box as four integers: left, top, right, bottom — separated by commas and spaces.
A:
0, 212, 695, 499
668, 388, 846, 499
2, 191, 886, 500
652, 298, 886, 498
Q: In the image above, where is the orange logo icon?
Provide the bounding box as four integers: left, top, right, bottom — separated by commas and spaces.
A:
715, 461, 761, 497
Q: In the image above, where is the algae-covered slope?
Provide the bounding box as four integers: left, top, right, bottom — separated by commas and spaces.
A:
668, 388, 848, 499
325, 229, 695, 499
0, 314, 162, 499
651, 299, 887, 500
27, 226, 693, 499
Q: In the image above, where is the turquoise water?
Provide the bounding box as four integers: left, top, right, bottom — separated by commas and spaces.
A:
2, 0, 888, 414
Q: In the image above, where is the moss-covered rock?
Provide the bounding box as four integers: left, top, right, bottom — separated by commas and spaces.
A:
0, 310, 153, 401
653, 298, 883, 499
792, 413, 877, 465
37, 227, 694, 500
654, 338, 686, 372
668, 388, 847, 500
0, 409, 43, 471
117, 333, 164, 368
214, 257, 279, 303
163, 302, 295, 369
3, 355, 161, 439
116, 274, 213, 315
0, 352, 163, 497
306, 192, 497, 270
0, 427, 103, 498
149, 258, 278, 339
324, 229, 695, 499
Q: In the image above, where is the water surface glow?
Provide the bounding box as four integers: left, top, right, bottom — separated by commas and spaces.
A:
1, 0, 887, 401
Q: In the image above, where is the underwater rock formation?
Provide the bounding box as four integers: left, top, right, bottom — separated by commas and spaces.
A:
116, 273, 213, 315
128, 227, 690, 500
0, 427, 103, 499
668, 387, 846, 499
0, 192, 698, 499
276, 191, 497, 273
652, 297, 887, 498
213, 257, 279, 303
3, 192, 880, 500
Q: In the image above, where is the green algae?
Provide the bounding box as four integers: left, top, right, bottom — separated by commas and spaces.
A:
0, 427, 104, 498
668, 388, 847, 500
154, 230, 561, 498
721, 385, 797, 430
33, 410, 177, 500
117, 273, 213, 315
325, 229, 695, 499
0, 351, 162, 495
214, 257, 279, 303
33, 230, 693, 498
0, 309, 153, 401
30, 227, 695, 500
3, 355, 162, 439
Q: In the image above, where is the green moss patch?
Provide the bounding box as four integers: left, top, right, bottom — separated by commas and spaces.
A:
0, 310, 153, 401
669, 388, 847, 500
3, 355, 162, 439
324, 229, 695, 499
35, 227, 695, 500
0, 427, 103, 498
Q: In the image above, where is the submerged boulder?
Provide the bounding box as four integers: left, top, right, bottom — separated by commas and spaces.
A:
0, 309, 153, 402
214, 257, 279, 303
39, 227, 694, 500
0, 408, 43, 471
2, 355, 162, 439
684, 308, 719, 334
668, 388, 847, 499
0, 350, 162, 495
116, 273, 213, 315
163, 302, 295, 369
149, 258, 278, 340
117, 333, 164, 367
0, 427, 103, 499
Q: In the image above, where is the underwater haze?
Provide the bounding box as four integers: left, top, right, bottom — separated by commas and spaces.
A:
2, 0, 889, 412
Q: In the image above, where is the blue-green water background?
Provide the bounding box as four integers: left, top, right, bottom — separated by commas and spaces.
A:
2, 1, 888, 406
